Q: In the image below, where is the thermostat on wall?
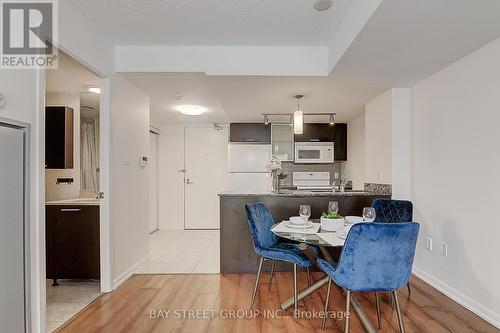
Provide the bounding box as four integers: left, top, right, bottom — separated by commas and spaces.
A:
140, 155, 148, 167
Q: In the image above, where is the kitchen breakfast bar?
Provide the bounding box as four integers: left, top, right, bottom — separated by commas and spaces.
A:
219, 191, 391, 274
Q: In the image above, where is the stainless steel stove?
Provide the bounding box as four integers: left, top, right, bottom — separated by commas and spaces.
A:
292, 172, 334, 192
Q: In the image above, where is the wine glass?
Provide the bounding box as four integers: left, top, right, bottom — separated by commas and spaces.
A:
362, 207, 376, 222
299, 205, 311, 223
328, 201, 339, 214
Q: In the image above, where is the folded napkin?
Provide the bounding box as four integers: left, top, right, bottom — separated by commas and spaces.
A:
271, 221, 320, 235
316, 232, 346, 247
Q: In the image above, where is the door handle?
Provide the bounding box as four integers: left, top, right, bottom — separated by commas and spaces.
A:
178, 169, 186, 173
60, 208, 82, 212
186, 179, 194, 184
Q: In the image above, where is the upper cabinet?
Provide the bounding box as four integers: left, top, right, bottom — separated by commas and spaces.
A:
271, 124, 294, 161
294, 123, 347, 161
45, 106, 74, 169
229, 123, 271, 143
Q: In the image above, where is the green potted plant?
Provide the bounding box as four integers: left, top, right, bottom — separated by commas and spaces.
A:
320, 211, 345, 232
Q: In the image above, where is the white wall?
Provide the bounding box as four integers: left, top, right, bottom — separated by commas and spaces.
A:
0, 70, 45, 333
158, 125, 185, 230
391, 88, 412, 199
342, 111, 366, 189
110, 74, 150, 284
365, 89, 392, 184
45, 92, 81, 201
412, 36, 500, 327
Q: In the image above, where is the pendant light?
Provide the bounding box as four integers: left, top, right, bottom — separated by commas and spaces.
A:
293, 94, 304, 134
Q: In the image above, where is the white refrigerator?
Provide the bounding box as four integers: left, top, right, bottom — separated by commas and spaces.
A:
228, 144, 271, 192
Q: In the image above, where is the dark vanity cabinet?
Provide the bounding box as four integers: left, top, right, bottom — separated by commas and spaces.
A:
46, 205, 100, 282
45, 106, 74, 169
230, 123, 271, 143
294, 123, 347, 161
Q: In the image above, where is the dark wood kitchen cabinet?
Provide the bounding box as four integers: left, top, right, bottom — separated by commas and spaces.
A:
294, 123, 347, 161
230, 123, 271, 143
45, 106, 74, 169
46, 205, 100, 284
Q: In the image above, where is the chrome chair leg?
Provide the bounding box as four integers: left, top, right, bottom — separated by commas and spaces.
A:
345, 290, 351, 333
393, 290, 405, 333
321, 278, 332, 330
268, 260, 276, 286
251, 257, 264, 308
293, 264, 299, 320
306, 266, 312, 286
375, 292, 382, 329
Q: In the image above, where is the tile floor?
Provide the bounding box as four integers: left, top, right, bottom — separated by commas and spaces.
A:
45, 280, 100, 332
136, 230, 220, 274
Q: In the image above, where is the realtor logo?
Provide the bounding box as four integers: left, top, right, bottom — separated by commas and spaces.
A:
1, 0, 58, 69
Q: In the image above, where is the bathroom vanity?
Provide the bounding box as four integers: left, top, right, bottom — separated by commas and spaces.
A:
45, 198, 100, 285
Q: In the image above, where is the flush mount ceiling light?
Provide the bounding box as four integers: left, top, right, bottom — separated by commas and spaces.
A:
313, 0, 333, 11
178, 105, 204, 116
88, 86, 100, 94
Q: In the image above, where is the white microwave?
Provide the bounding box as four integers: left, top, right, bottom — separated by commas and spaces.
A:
294, 142, 334, 164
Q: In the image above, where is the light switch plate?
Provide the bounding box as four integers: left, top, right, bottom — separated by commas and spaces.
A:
425, 237, 433, 251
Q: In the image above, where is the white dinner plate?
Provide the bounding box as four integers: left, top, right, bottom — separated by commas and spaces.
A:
283, 221, 316, 229
345, 216, 363, 225
337, 232, 347, 240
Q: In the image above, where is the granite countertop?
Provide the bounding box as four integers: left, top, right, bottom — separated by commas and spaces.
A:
219, 190, 380, 197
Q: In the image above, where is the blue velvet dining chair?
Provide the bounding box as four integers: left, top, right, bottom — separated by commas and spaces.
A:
372, 198, 413, 224
245, 202, 314, 319
317, 222, 419, 333
372, 198, 414, 295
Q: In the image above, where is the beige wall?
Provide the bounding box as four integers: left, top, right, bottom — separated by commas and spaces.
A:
110, 74, 151, 283
365, 89, 392, 184
45, 92, 81, 201
342, 111, 366, 190
411, 36, 500, 326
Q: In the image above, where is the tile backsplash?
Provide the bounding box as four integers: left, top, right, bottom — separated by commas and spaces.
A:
279, 162, 342, 186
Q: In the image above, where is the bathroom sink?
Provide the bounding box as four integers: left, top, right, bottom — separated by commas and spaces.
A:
45, 197, 100, 206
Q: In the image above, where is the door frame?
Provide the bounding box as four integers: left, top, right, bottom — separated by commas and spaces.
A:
0, 117, 31, 332
149, 126, 160, 234
37, 43, 113, 322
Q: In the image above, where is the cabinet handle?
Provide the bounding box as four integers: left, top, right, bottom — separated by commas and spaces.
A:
60, 208, 82, 212
244, 138, 256, 142
309, 139, 320, 142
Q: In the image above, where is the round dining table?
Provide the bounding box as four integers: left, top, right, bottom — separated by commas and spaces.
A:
272, 220, 377, 333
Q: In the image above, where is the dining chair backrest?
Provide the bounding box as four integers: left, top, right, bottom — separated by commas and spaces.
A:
245, 203, 279, 251
372, 198, 413, 224
333, 222, 420, 292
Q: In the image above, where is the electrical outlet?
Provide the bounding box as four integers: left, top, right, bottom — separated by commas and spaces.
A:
334, 172, 339, 179
425, 237, 433, 251
441, 242, 448, 257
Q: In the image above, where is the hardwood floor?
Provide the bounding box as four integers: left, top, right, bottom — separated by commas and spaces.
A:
57, 273, 498, 333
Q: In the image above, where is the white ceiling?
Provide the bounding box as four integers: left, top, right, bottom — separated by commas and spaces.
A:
46, 50, 101, 94
68, 0, 350, 46
120, 0, 500, 125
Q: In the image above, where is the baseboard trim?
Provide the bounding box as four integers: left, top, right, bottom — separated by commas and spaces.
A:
112, 255, 150, 290
413, 266, 500, 329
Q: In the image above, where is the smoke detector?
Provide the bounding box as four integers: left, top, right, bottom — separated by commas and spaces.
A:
313, 0, 333, 11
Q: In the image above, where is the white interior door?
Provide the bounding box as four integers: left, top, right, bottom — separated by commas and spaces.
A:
0, 124, 27, 332
149, 131, 159, 233
184, 126, 228, 229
